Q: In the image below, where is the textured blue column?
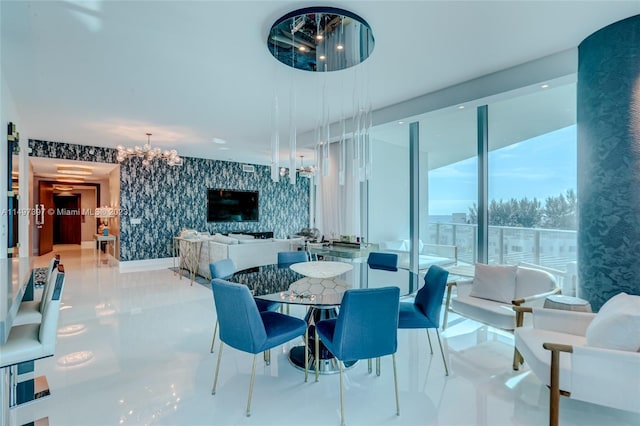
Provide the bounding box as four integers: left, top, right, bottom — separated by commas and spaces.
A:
577, 15, 640, 311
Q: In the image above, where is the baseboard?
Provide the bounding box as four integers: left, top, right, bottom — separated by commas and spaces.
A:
118, 257, 177, 273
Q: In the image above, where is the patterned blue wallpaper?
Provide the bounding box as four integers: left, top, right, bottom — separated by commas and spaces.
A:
577, 14, 640, 311
29, 140, 310, 261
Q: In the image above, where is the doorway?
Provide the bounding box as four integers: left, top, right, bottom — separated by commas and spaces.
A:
53, 194, 82, 244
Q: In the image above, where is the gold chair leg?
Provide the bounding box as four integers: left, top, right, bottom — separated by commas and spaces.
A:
393, 354, 400, 416
549, 349, 560, 426
339, 361, 345, 426
315, 326, 320, 382
435, 329, 449, 376
376, 357, 381, 376
212, 341, 224, 395
513, 347, 523, 371
368, 358, 372, 374
210, 320, 218, 353
426, 329, 434, 354
246, 354, 257, 417
304, 328, 309, 382
264, 349, 270, 365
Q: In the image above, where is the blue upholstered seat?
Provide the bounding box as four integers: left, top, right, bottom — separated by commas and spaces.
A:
277, 250, 308, 266
208, 259, 279, 353
315, 287, 400, 426
398, 265, 450, 375
367, 252, 399, 272
211, 279, 308, 416
209, 258, 236, 280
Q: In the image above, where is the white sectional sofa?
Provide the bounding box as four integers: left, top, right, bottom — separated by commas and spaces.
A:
191, 233, 302, 279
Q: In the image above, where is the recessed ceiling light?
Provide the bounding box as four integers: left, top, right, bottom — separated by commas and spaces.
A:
458, 105, 465, 110
319, 55, 326, 60
213, 138, 227, 145
316, 34, 324, 40
56, 176, 85, 183
541, 83, 550, 89
336, 44, 344, 50
57, 165, 93, 175
397, 121, 405, 125
299, 46, 307, 52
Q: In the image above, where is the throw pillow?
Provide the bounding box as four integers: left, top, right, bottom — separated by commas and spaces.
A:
469, 263, 518, 304
212, 234, 239, 245
585, 292, 640, 352
228, 233, 255, 241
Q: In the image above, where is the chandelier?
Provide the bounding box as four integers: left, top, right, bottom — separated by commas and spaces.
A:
116, 133, 182, 167
280, 156, 316, 179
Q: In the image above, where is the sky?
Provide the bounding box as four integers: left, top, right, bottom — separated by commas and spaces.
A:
428, 125, 577, 216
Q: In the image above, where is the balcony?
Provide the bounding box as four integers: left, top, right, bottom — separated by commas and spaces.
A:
427, 222, 578, 295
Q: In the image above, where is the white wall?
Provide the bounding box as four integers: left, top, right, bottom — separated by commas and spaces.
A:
368, 138, 410, 245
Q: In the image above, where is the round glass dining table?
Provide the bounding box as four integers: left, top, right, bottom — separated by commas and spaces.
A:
227, 261, 422, 374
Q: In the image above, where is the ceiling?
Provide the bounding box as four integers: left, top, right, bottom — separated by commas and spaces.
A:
2, 1, 639, 170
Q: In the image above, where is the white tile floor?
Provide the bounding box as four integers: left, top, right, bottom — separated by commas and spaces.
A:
11, 245, 640, 426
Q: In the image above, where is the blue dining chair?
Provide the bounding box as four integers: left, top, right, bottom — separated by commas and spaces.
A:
398, 265, 450, 375
367, 252, 398, 272
209, 259, 280, 353
211, 279, 308, 417
277, 250, 308, 266
315, 287, 401, 426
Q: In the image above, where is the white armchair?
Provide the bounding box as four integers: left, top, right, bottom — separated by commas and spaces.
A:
514, 293, 640, 426
444, 263, 560, 369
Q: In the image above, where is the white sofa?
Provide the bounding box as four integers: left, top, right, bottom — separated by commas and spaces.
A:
514, 293, 640, 426
193, 233, 301, 279
379, 240, 457, 270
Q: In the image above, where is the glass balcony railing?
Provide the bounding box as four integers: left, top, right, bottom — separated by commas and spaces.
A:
427, 222, 578, 295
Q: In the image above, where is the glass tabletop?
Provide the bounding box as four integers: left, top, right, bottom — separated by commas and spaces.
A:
227, 262, 421, 307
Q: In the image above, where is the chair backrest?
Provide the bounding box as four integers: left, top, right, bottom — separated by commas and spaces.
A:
515, 266, 558, 299
332, 286, 400, 360
209, 258, 237, 280
38, 256, 59, 305
277, 251, 308, 265
39, 265, 66, 353
414, 265, 449, 327
39, 264, 63, 314
367, 252, 398, 272
211, 278, 267, 353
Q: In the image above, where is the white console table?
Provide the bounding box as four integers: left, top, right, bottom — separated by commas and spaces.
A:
94, 234, 117, 266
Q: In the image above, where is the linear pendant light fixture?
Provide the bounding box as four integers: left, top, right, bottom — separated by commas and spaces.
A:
268, 6, 375, 184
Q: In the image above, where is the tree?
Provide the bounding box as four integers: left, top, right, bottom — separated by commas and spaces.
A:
543, 189, 577, 230
468, 193, 575, 229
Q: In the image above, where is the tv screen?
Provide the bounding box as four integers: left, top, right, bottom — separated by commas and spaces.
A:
207, 189, 259, 222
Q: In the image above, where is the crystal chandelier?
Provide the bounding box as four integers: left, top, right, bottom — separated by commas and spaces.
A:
280, 155, 316, 179
116, 133, 182, 167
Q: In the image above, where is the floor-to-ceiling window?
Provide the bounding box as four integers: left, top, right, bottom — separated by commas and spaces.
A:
366, 81, 577, 286
421, 107, 478, 265
487, 83, 577, 292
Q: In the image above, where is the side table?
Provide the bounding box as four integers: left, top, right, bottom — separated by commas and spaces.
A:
94, 234, 117, 266
544, 295, 592, 312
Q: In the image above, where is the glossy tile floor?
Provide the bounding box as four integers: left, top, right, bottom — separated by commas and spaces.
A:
12, 245, 639, 426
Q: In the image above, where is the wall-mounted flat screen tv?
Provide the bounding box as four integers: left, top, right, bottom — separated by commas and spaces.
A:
207, 189, 259, 222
